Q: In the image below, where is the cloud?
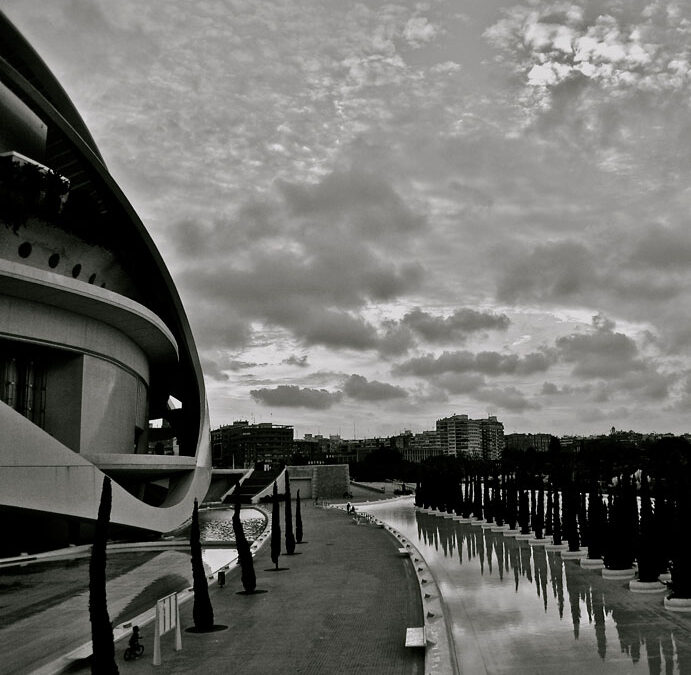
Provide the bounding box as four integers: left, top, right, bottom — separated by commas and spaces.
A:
400, 307, 510, 343
629, 225, 691, 269
227, 360, 263, 371
475, 386, 539, 413
403, 17, 439, 47
497, 240, 595, 304
342, 374, 408, 401
555, 315, 644, 379
283, 354, 309, 367
394, 349, 555, 377
174, 168, 426, 353
250, 385, 342, 409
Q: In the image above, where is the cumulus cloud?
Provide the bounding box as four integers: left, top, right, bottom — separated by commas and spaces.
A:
250, 386, 343, 409
342, 374, 408, 401
497, 240, 595, 304
403, 17, 439, 47
400, 307, 510, 343
284, 355, 309, 367
394, 349, 555, 377
556, 315, 644, 379
475, 386, 539, 413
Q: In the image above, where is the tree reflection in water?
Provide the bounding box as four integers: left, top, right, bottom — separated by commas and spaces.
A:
413, 511, 691, 672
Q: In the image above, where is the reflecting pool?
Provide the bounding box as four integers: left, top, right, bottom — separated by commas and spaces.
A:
198, 506, 266, 542
365, 498, 691, 674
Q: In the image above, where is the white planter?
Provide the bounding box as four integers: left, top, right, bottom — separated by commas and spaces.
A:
664, 596, 691, 612
580, 558, 604, 569
503, 529, 521, 537
602, 567, 636, 580
481, 522, 495, 529
629, 580, 667, 593
561, 549, 587, 559
515, 533, 533, 540
545, 542, 569, 551
491, 524, 510, 532
469, 519, 484, 527
659, 572, 672, 582
528, 538, 547, 546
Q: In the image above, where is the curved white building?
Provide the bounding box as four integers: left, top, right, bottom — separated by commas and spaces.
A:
0, 13, 211, 555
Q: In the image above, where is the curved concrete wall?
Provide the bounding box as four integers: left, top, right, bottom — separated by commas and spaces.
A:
0, 12, 212, 548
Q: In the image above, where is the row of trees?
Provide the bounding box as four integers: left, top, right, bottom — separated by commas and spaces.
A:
415, 454, 691, 600
89, 470, 305, 671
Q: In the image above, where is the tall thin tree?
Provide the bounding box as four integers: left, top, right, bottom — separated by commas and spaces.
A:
89, 476, 118, 674
295, 489, 303, 543
191, 498, 214, 630
232, 497, 256, 593
271, 482, 281, 569
284, 470, 296, 554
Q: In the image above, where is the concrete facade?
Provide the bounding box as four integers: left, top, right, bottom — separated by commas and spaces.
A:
0, 13, 211, 555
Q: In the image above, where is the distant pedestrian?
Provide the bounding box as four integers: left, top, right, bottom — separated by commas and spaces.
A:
346, 501, 352, 514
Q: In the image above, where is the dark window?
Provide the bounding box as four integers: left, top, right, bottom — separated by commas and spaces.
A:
71, 264, 82, 278
0, 346, 46, 428
18, 242, 32, 258
88, 273, 96, 284
48, 253, 60, 268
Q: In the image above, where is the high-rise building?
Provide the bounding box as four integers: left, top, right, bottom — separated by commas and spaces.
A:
0, 13, 210, 555
436, 414, 503, 460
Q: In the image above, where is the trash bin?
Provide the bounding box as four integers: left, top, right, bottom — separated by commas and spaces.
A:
218, 570, 226, 588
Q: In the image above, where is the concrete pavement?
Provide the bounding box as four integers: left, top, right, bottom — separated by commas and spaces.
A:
109, 499, 425, 675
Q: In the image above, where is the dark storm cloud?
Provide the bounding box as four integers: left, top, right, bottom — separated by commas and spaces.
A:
342, 374, 408, 401
394, 349, 555, 377
250, 385, 342, 410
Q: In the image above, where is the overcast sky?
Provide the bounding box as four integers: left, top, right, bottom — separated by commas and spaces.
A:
5, 0, 691, 438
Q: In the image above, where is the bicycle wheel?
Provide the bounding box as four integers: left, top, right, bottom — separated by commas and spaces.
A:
136, 644, 144, 657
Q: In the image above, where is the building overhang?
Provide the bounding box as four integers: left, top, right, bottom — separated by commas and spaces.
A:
0, 258, 178, 367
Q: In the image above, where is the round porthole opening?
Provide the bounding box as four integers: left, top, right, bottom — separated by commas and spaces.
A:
18, 242, 32, 258
48, 253, 60, 268
72, 264, 82, 278
88, 273, 96, 284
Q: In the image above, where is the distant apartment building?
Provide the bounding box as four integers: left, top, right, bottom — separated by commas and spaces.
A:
504, 432, 553, 453
211, 421, 293, 469
481, 416, 505, 461
436, 414, 504, 460
404, 430, 442, 463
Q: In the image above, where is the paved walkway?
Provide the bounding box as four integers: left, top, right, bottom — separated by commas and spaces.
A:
106, 500, 424, 675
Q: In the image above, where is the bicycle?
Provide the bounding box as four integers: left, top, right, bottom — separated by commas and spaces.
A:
124, 643, 144, 661
124, 626, 144, 661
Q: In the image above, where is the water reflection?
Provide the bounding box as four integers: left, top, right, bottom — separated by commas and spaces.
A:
367, 502, 691, 674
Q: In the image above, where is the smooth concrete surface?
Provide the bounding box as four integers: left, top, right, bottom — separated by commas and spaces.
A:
0, 498, 423, 675
364, 499, 691, 674
109, 500, 423, 675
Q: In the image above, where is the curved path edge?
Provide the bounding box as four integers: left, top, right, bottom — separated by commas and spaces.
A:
332, 498, 459, 675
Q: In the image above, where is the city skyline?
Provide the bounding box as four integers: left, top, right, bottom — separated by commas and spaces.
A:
6, 1, 691, 438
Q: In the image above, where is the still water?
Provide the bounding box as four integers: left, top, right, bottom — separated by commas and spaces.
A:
364, 499, 691, 674
198, 507, 266, 542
